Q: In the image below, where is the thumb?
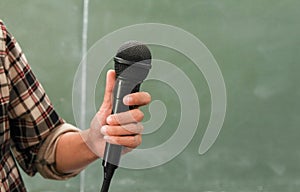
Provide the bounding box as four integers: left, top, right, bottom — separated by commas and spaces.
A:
100, 69, 116, 111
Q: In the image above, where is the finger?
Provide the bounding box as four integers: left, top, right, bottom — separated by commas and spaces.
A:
104, 135, 142, 148
100, 70, 116, 110
122, 147, 133, 155
101, 123, 144, 136
123, 92, 151, 106
106, 109, 144, 125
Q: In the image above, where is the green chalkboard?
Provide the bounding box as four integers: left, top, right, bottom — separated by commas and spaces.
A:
1, 0, 300, 191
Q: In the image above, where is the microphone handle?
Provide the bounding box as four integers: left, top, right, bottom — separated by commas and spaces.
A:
102, 98, 126, 168
101, 78, 141, 192
103, 78, 140, 166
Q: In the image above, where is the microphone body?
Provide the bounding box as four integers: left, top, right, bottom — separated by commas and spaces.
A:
102, 78, 141, 167
100, 41, 151, 192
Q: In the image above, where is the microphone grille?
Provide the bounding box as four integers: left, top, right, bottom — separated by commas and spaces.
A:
115, 41, 152, 77
116, 41, 152, 63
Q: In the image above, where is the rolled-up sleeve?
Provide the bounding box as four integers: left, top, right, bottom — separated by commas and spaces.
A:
35, 123, 81, 179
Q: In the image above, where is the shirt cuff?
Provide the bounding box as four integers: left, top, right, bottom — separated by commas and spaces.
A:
35, 123, 81, 180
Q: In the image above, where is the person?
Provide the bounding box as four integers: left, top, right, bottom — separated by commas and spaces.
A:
0, 19, 151, 191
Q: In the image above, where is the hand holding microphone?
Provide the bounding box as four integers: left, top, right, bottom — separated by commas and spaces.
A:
80, 41, 152, 192
80, 70, 151, 158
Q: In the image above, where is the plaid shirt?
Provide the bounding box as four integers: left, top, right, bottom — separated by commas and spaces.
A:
0, 20, 77, 191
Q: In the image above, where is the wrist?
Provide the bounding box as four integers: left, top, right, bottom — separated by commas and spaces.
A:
56, 132, 98, 173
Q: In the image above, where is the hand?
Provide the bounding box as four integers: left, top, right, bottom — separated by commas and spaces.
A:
80, 70, 151, 158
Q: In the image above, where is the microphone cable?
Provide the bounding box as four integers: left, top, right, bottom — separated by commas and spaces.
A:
100, 161, 117, 192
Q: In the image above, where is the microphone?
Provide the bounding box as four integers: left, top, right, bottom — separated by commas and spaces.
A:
100, 41, 152, 192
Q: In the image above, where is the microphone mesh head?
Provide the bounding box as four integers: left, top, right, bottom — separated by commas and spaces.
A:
114, 41, 152, 78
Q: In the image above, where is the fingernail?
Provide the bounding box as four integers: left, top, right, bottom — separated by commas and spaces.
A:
123, 95, 132, 105
104, 136, 110, 140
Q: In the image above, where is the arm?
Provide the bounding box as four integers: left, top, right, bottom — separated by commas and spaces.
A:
55, 70, 151, 173
55, 131, 98, 173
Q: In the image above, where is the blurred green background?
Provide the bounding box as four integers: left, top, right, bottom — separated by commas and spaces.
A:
1, 0, 300, 191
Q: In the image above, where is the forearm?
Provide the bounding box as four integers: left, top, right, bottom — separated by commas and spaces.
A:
55, 131, 99, 173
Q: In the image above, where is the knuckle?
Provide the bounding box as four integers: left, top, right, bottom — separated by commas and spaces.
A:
136, 123, 144, 133
133, 109, 144, 122
99, 106, 110, 113
120, 135, 142, 148
109, 114, 120, 124
122, 124, 133, 134
114, 137, 122, 145
125, 123, 142, 134
130, 94, 137, 104
105, 126, 113, 135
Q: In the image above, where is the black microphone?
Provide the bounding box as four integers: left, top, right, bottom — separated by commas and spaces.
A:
100, 41, 152, 192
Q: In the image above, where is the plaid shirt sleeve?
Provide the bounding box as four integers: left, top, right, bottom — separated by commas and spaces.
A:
4, 22, 65, 176
0, 20, 83, 191
0, 20, 80, 186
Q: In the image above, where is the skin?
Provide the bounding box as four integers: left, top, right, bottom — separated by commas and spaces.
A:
55, 70, 151, 173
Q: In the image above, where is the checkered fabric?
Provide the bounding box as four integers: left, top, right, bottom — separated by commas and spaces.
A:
0, 20, 65, 191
